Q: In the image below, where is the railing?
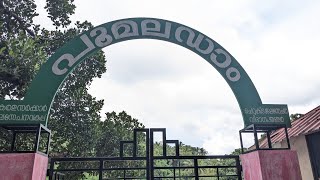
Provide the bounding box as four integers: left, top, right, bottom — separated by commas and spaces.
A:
0, 123, 51, 155
239, 124, 290, 153
48, 156, 148, 180
48, 128, 242, 179
152, 155, 241, 179
48, 156, 241, 179
49, 171, 65, 180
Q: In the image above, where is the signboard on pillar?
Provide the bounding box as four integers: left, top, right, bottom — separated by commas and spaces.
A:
0, 17, 291, 128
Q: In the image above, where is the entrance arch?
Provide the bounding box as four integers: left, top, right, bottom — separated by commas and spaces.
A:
0, 18, 290, 127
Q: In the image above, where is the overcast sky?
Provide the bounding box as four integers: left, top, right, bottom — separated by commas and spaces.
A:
35, 0, 320, 154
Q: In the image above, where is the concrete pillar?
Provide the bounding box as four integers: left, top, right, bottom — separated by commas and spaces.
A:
240, 150, 302, 180
0, 153, 48, 180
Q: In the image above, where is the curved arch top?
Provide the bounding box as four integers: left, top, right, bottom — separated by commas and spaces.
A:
0, 18, 290, 127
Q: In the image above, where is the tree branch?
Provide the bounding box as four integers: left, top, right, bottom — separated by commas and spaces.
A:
0, 1, 35, 37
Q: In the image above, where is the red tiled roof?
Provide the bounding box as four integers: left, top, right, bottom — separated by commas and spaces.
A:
260, 105, 320, 148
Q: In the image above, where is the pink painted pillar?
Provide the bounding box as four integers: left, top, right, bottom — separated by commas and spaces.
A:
240, 150, 302, 180
0, 153, 48, 180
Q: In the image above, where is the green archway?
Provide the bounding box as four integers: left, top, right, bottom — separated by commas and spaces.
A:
0, 18, 290, 127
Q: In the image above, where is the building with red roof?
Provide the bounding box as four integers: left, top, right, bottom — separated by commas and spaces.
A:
251, 105, 320, 179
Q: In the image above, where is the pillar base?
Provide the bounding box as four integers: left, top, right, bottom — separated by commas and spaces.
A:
0, 153, 48, 180
240, 150, 302, 180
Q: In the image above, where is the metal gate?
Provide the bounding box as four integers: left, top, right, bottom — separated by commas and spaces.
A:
48, 128, 242, 180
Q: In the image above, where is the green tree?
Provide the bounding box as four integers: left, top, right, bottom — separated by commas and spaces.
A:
230, 148, 245, 155
1, 1, 106, 179
0, 0, 79, 99
290, 113, 303, 122
93, 111, 145, 179
95, 111, 145, 157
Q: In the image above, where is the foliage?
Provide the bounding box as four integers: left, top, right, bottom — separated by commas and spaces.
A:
0, 1, 106, 179
0, 32, 46, 99
45, 0, 76, 28
0, 0, 38, 37
230, 148, 245, 155
290, 113, 304, 122
95, 111, 145, 157
93, 111, 145, 179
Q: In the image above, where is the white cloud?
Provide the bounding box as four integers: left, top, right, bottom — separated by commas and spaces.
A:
35, 0, 320, 154
88, 1, 320, 154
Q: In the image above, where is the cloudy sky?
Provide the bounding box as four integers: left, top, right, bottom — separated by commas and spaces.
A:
35, 0, 320, 154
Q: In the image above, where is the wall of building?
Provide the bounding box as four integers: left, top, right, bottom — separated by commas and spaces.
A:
275, 135, 314, 180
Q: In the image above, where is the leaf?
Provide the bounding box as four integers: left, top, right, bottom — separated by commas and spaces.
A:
8, 49, 14, 57
0, 47, 6, 54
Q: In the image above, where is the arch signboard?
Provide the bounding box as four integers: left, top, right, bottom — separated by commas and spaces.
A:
0, 18, 290, 127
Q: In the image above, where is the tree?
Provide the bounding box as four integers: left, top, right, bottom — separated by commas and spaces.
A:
1, 1, 107, 179
290, 113, 304, 122
0, 26, 46, 99
95, 111, 145, 157
0, 0, 79, 99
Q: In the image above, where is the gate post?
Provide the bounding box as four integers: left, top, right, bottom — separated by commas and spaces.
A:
0, 124, 51, 180
240, 150, 302, 180
239, 124, 302, 180
0, 153, 49, 180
